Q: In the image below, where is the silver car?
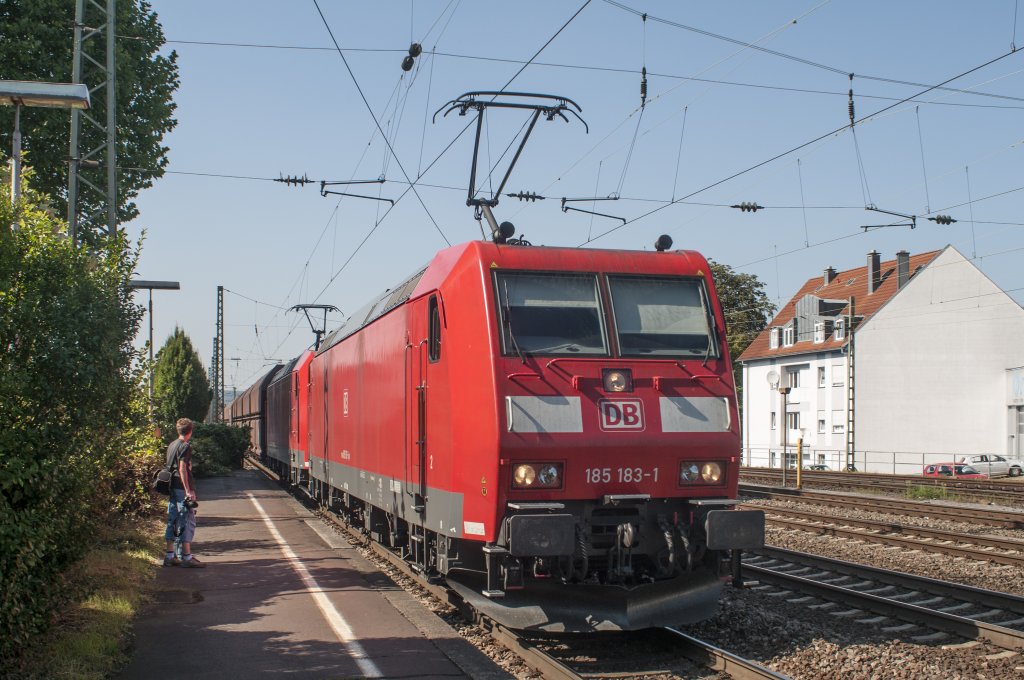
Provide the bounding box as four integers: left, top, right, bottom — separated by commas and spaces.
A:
956, 454, 1023, 478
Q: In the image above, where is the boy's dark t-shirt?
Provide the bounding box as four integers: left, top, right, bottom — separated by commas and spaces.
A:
165, 439, 192, 491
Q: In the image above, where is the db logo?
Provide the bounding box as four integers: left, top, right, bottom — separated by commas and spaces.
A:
599, 399, 645, 431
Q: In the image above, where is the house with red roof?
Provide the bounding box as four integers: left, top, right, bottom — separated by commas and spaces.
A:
738, 246, 1024, 473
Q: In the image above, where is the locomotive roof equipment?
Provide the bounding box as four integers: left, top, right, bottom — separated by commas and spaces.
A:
434, 91, 587, 243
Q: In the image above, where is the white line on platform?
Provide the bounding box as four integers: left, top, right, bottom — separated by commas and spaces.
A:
248, 493, 383, 678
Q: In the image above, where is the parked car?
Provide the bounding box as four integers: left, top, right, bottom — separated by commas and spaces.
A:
922, 463, 986, 479
955, 454, 1023, 478
808, 464, 829, 471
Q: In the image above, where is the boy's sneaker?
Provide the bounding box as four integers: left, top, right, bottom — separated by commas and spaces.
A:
162, 556, 181, 567
182, 556, 205, 568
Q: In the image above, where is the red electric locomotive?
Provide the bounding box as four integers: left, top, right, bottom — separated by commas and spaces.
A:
288, 239, 763, 631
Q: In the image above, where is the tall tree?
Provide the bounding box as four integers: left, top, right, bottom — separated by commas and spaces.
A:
709, 260, 775, 402
0, 0, 179, 238
153, 327, 211, 431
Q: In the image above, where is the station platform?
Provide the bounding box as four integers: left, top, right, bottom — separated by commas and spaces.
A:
118, 470, 511, 679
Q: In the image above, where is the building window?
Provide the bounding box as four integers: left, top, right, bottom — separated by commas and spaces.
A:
832, 409, 844, 433
835, 318, 845, 341
786, 412, 800, 431
831, 364, 844, 386
818, 367, 826, 387
814, 322, 825, 343
788, 368, 801, 388
770, 411, 777, 430
783, 326, 794, 347
818, 418, 826, 433
769, 327, 779, 349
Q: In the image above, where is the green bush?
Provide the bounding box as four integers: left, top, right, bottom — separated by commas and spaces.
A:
189, 423, 250, 477
0, 174, 151, 663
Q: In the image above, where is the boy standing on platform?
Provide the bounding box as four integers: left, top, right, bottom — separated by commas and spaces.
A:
164, 418, 205, 568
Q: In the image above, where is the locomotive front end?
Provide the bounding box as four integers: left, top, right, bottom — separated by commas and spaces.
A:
450, 249, 764, 631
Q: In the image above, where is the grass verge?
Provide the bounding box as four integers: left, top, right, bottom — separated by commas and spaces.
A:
13, 515, 164, 680
905, 484, 950, 501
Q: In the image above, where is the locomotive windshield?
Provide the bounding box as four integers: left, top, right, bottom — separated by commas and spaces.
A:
495, 272, 608, 356
607, 276, 718, 358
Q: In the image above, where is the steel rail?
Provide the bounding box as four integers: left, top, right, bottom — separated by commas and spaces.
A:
746, 546, 1024, 650
750, 505, 1024, 567
663, 627, 791, 680
740, 485, 1024, 528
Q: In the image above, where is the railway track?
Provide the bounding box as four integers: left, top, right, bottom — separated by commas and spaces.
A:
246, 455, 786, 679
745, 546, 1024, 651
741, 468, 1024, 503
740, 484, 1024, 529
748, 504, 1024, 567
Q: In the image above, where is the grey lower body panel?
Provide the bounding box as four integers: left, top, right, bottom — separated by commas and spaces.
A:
446, 569, 722, 632
312, 457, 466, 539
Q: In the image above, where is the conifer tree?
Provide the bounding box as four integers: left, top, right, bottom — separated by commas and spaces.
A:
153, 327, 211, 432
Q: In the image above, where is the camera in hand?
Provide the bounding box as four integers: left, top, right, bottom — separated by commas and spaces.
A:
184, 499, 199, 509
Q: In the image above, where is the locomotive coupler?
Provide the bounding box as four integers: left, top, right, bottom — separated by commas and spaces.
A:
482, 545, 524, 597
607, 522, 636, 583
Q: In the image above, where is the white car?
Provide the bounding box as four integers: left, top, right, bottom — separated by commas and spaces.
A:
955, 454, 1023, 478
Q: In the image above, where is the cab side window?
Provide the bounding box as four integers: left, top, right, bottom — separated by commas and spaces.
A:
428, 296, 441, 362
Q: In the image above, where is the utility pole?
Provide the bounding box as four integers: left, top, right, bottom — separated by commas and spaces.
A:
68, 0, 117, 243
846, 296, 856, 472
210, 336, 220, 422
215, 286, 225, 421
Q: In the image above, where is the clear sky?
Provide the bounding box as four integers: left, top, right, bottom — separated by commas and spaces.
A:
129, 1, 1024, 394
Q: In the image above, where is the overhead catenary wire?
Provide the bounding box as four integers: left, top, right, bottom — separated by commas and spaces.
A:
581, 48, 1023, 246
915, 106, 931, 214
965, 166, 978, 260
312, 0, 451, 247
797, 159, 809, 248
302, 0, 595, 312
600, 0, 1024, 103
143, 39, 1024, 110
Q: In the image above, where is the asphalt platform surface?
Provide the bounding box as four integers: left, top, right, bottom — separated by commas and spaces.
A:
118, 469, 511, 679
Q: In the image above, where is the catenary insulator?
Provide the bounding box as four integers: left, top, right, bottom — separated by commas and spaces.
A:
401, 55, 415, 72
731, 201, 764, 213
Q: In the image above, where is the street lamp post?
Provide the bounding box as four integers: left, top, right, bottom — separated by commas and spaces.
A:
129, 279, 180, 418
1, 81, 90, 211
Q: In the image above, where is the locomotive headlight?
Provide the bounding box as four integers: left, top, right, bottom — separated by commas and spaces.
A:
700, 462, 723, 483
679, 462, 701, 484
512, 462, 563, 489
536, 463, 561, 487
513, 464, 537, 487
602, 368, 633, 393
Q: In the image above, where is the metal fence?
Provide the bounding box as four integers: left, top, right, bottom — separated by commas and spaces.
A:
742, 447, 1022, 476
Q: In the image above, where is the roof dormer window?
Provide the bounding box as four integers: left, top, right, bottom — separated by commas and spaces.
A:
782, 325, 794, 347
835, 318, 845, 341
769, 327, 779, 349
813, 322, 825, 343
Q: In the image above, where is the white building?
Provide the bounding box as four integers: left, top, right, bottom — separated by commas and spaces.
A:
739, 246, 1024, 473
